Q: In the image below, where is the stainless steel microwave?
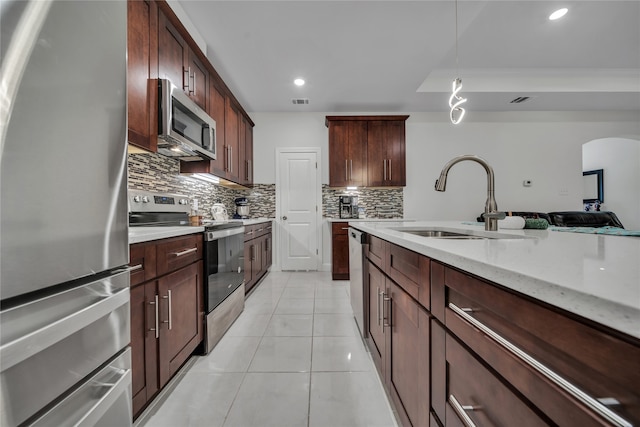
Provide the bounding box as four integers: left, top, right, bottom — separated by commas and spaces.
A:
156, 78, 216, 161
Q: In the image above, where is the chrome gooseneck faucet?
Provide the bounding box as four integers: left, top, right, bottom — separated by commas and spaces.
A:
434, 155, 505, 231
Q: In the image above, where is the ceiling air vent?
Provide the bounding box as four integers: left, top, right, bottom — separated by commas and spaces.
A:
510, 96, 532, 104
291, 98, 310, 105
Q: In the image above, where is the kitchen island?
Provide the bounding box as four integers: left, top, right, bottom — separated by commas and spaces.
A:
350, 220, 639, 427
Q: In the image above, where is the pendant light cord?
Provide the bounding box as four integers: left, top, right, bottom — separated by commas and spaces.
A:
449, 0, 467, 124
455, 0, 459, 73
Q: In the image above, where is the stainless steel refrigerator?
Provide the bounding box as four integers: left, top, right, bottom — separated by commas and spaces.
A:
1, 1, 132, 426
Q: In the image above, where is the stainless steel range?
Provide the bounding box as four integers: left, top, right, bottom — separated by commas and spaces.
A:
129, 191, 245, 354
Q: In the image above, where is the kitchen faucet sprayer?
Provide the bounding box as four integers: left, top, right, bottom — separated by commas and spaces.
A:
434, 154, 505, 231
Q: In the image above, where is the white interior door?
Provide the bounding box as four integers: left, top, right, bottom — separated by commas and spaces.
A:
276, 148, 321, 271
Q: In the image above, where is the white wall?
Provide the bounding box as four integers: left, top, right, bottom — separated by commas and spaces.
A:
583, 137, 640, 230
250, 110, 640, 269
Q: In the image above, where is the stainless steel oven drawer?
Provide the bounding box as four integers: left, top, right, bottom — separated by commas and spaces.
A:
0, 271, 130, 426
29, 348, 132, 427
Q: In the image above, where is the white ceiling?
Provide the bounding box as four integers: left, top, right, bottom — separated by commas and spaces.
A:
177, 0, 640, 113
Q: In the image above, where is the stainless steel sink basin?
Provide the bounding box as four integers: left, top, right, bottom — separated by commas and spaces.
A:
389, 227, 532, 240
402, 230, 486, 239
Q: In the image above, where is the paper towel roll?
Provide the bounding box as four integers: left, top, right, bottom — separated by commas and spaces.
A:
498, 216, 525, 229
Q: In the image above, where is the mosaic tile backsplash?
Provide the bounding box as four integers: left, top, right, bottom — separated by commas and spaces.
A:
322, 185, 404, 219
128, 152, 402, 220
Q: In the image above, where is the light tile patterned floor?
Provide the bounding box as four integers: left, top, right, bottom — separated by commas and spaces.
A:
137, 271, 399, 427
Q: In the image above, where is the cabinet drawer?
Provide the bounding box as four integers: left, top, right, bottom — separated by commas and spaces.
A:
443, 266, 640, 426
445, 332, 549, 427
244, 224, 257, 241
331, 222, 349, 236
129, 241, 157, 286
254, 222, 271, 238
387, 243, 430, 309
367, 234, 387, 271
156, 234, 203, 277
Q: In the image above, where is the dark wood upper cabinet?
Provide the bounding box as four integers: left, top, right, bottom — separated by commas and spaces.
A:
326, 116, 409, 187
238, 114, 254, 186
367, 120, 406, 186
130, 0, 255, 185
207, 81, 226, 175
327, 120, 367, 187
127, 0, 155, 151
157, 8, 206, 109
158, 11, 187, 93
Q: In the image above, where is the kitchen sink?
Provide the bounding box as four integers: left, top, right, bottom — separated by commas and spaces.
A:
401, 230, 486, 239
389, 227, 532, 240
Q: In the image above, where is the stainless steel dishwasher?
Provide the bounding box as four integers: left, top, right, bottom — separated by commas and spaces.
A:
348, 227, 367, 338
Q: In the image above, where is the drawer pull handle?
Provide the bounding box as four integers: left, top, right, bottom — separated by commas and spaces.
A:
449, 303, 633, 427
383, 293, 391, 327
377, 287, 382, 327
162, 290, 172, 330
149, 295, 159, 339
449, 395, 478, 427
172, 247, 198, 257
129, 264, 143, 272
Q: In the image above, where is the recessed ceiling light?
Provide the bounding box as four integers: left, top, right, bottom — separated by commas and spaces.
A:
294, 78, 305, 86
549, 8, 568, 20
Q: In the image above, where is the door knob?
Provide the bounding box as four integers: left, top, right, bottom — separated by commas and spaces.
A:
282, 216, 287, 220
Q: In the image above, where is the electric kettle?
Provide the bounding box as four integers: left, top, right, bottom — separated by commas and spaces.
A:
211, 203, 228, 221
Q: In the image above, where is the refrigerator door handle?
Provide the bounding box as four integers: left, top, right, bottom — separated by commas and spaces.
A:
0, 270, 129, 371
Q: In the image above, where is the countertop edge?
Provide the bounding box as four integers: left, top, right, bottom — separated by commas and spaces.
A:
351, 221, 640, 340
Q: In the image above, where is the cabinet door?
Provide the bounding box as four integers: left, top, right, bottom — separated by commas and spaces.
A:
209, 81, 226, 175
366, 261, 387, 377
238, 114, 247, 185
253, 239, 263, 284
243, 238, 254, 291
186, 50, 208, 109
388, 281, 430, 427
328, 121, 367, 187
131, 281, 159, 417
158, 11, 187, 91
331, 222, 350, 280
158, 261, 203, 387
244, 119, 254, 185
265, 229, 272, 267
367, 120, 406, 187
127, 0, 154, 151
224, 97, 240, 179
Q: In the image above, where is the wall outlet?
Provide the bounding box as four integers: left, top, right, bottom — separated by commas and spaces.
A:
523, 180, 532, 187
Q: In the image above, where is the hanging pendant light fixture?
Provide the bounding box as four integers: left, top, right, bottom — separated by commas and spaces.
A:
449, 0, 467, 124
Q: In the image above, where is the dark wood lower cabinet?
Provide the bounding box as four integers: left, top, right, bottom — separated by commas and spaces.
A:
130, 236, 204, 419
366, 257, 431, 427
331, 222, 350, 280
130, 280, 158, 416
388, 281, 430, 427
445, 331, 549, 426
244, 222, 272, 293
158, 261, 203, 386
363, 236, 640, 427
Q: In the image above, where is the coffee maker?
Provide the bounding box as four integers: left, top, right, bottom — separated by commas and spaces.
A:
339, 195, 358, 219
233, 197, 250, 219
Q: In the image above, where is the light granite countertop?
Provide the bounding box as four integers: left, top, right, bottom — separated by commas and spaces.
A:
350, 220, 640, 340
